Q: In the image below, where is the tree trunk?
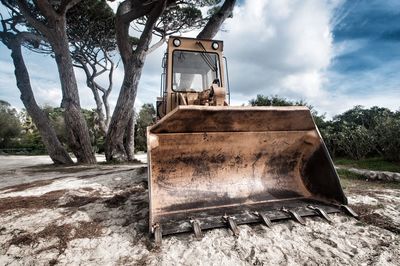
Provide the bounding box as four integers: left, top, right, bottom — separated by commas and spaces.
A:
8, 37, 73, 165
105, 0, 166, 162
90, 83, 107, 135
197, 0, 236, 39
103, 58, 114, 130
50, 19, 96, 164
103, 90, 111, 130
105, 60, 143, 161
123, 108, 135, 161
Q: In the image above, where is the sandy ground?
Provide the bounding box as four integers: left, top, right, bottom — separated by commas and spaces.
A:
0, 155, 399, 265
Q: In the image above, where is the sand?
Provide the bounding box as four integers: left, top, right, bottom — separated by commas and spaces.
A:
0, 155, 399, 265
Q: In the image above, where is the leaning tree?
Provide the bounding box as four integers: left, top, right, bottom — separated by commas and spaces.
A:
105, 0, 236, 162
3, 0, 97, 164
0, 5, 73, 164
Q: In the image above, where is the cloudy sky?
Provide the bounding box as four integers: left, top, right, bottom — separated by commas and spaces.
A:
1, 0, 400, 118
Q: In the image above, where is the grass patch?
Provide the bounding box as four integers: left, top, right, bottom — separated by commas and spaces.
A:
338, 169, 400, 190
334, 157, 400, 172
337, 168, 365, 180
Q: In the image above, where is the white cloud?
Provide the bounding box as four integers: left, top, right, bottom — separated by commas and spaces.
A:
214, 0, 339, 108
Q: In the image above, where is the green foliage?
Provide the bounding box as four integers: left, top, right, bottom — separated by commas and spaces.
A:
333, 105, 392, 130
42, 106, 68, 145
0, 100, 21, 148
134, 104, 156, 152
136, 0, 225, 38
374, 114, 400, 161
159, 6, 204, 33
81, 108, 105, 153
249, 94, 326, 128
7, 105, 104, 154
323, 106, 400, 161
335, 124, 373, 160
249, 94, 295, 106
39, 107, 105, 153
67, 0, 116, 51
17, 110, 46, 153
249, 95, 400, 162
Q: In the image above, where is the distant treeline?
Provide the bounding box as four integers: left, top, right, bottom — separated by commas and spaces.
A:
2, 96, 399, 162
250, 95, 400, 162
0, 100, 155, 156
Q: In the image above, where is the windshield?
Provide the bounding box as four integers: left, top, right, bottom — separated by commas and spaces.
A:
172, 50, 220, 92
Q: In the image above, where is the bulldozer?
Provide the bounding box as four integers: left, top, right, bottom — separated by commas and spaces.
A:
147, 37, 357, 245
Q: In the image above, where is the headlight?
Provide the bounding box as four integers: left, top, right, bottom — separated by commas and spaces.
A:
173, 38, 181, 47
212, 42, 219, 50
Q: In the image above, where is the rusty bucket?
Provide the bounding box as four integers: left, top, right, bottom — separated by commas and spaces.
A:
147, 106, 348, 237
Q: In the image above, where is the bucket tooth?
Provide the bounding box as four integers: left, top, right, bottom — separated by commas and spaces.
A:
190, 219, 203, 240
254, 211, 272, 227
152, 223, 162, 247
282, 207, 306, 225
308, 205, 332, 223
340, 205, 359, 219
223, 215, 240, 236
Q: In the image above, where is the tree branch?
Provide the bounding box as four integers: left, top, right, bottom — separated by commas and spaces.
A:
118, 0, 155, 23
36, 0, 60, 22
134, 0, 167, 56
146, 35, 166, 55
15, 0, 50, 36
197, 0, 236, 39
17, 31, 45, 44
59, 0, 82, 15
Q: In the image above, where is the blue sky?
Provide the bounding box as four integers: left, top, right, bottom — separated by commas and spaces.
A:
0, 0, 399, 118
329, 0, 400, 96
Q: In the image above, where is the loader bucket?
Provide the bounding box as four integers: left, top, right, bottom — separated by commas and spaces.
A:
147, 106, 348, 236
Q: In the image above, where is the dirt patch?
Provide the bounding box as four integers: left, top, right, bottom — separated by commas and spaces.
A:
0, 190, 66, 213
76, 168, 137, 179
22, 165, 98, 174
0, 190, 102, 214
104, 194, 130, 208
350, 203, 400, 234
9, 234, 36, 246
80, 187, 95, 192
104, 184, 147, 208
9, 221, 103, 255
60, 195, 101, 208
0, 179, 57, 193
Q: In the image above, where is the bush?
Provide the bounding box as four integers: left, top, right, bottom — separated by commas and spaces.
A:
335, 124, 373, 160
134, 104, 156, 152
375, 116, 400, 161
0, 100, 21, 148
321, 106, 400, 162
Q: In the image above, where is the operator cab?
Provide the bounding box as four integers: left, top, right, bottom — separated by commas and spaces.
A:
157, 37, 230, 120
172, 50, 221, 91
